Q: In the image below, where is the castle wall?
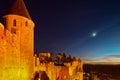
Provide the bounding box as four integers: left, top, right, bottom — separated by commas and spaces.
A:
0, 28, 21, 80
34, 63, 70, 80
0, 23, 4, 80
0, 23, 4, 36
34, 59, 83, 80
0, 15, 34, 80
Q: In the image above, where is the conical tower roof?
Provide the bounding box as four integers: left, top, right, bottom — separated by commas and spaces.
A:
8, 0, 31, 19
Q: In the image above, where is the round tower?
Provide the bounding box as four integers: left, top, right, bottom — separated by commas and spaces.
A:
2, 0, 35, 80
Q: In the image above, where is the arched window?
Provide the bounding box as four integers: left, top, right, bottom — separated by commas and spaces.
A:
13, 19, 16, 26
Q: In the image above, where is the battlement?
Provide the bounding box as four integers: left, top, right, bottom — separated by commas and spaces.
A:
0, 23, 18, 47
34, 52, 83, 80
0, 23, 4, 38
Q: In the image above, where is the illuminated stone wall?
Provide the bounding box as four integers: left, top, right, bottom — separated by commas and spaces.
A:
0, 23, 4, 80
0, 14, 34, 80
68, 60, 83, 80
34, 58, 83, 80
34, 63, 70, 80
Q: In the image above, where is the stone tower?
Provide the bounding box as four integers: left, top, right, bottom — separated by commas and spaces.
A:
0, 0, 35, 80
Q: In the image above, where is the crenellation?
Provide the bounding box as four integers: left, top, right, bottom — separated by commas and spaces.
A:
33, 52, 83, 80
0, 23, 4, 40
0, 22, 4, 31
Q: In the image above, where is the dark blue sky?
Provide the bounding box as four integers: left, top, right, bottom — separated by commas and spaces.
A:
1, 0, 120, 63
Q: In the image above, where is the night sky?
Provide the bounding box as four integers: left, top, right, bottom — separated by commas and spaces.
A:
1, 0, 120, 63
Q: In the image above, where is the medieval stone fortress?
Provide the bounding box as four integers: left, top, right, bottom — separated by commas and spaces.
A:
0, 0, 83, 80
34, 52, 83, 80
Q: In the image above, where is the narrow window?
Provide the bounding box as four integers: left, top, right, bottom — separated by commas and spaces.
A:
25, 21, 28, 26
13, 19, 16, 26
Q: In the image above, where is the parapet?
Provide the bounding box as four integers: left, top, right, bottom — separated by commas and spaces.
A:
0, 22, 16, 45
0, 23, 4, 38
